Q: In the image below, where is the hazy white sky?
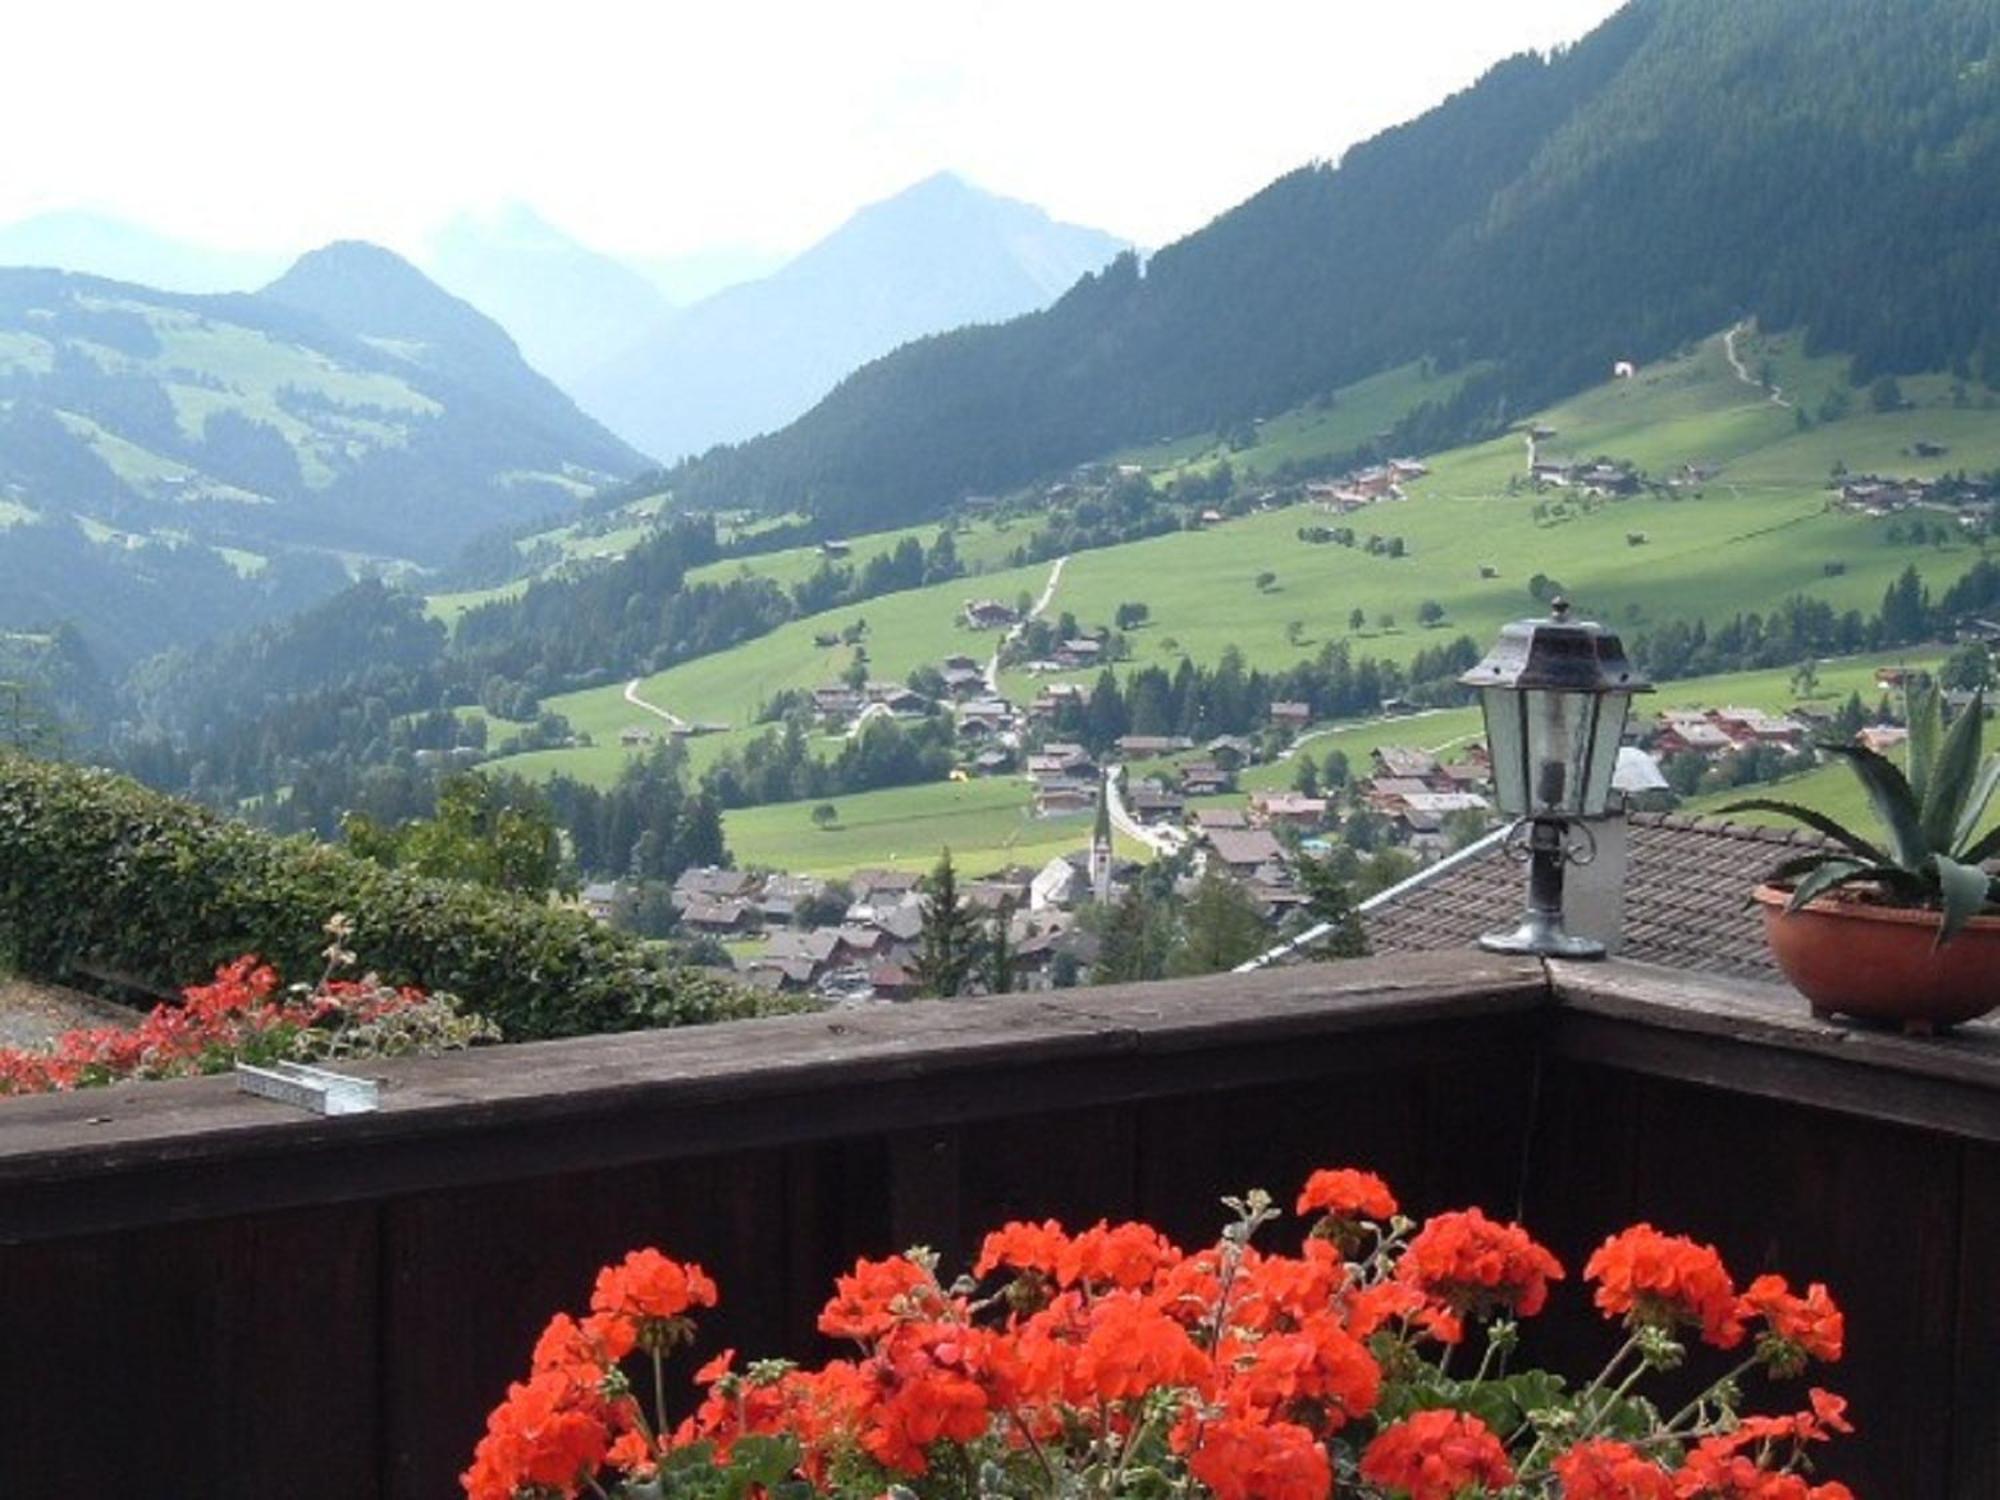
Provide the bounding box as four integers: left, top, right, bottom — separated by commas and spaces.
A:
4, 0, 1629, 259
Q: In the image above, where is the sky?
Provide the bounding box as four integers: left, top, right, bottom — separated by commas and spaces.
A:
2, 0, 1630, 262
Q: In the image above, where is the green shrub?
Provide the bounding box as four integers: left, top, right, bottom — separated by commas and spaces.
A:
0, 753, 766, 1040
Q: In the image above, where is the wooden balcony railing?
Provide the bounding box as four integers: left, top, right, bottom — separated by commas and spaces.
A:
1, 951, 1993, 1498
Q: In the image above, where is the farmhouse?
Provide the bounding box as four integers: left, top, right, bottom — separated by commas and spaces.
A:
1249, 791, 1329, 831
1268, 701, 1311, 729
1203, 828, 1288, 878
962, 599, 1021, 630
1372, 745, 1441, 780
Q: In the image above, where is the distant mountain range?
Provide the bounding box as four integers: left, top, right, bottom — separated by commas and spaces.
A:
0, 211, 292, 293
571, 173, 1131, 462
660, 0, 2000, 534
0, 244, 645, 663
0, 180, 1132, 469
420, 205, 677, 390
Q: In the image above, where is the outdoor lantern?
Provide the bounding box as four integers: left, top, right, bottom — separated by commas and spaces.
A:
1461, 598, 1651, 957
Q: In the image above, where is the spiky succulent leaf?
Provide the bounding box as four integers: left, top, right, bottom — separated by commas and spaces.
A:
1715, 797, 1891, 865
1766, 850, 1845, 884
1819, 745, 1928, 868
1907, 681, 1942, 810
1922, 689, 1985, 853
1930, 852, 1997, 946
1952, 753, 2000, 858
1783, 859, 1931, 912
1960, 820, 2000, 866
1783, 858, 1871, 912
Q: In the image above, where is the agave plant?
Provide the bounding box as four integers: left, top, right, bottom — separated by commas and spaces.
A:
1722, 683, 2000, 945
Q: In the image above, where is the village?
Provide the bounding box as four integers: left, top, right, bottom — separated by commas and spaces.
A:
570, 636, 1974, 1006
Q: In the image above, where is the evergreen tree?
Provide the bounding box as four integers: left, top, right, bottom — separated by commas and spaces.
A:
1168, 871, 1270, 976
986, 897, 1017, 996
1091, 886, 1170, 985
1295, 853, 1368, 960
915, 849, 984, 998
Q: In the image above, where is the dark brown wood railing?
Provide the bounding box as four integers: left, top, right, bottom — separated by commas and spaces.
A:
1, 951, 1994, 1499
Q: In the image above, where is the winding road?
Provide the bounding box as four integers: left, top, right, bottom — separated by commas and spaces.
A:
1104, 765, 1187, 858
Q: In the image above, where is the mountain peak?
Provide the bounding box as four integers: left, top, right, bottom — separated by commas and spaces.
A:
263, 239, 520, 358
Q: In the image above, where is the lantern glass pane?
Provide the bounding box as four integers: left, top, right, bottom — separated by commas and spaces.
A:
1480, 685, 1528, 816
1580, 690, 1634, 816
1524, 688, 1597, 817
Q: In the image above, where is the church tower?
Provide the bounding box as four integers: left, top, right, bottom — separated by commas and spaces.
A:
1090, 767, 1114, 904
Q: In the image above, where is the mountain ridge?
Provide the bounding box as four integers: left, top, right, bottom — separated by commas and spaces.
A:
573, 172, 1130, 462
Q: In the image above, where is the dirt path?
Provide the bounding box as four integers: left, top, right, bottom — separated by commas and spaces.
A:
1724, 321, 1793, 409
623, 678, 689, 730
984, 555, 1068, 695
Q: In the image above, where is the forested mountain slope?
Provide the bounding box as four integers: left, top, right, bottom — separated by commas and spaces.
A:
662, 0, 2000, 532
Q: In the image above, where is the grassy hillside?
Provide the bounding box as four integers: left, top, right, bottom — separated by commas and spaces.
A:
482, 329, 1995, 800
0, 255, 644, 662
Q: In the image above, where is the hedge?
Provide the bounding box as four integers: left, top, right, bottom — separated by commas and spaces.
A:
0, 753, 768, 1040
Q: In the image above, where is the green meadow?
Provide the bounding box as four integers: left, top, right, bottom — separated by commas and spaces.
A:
723, 775, 1147, 880
472, 326, 1999, 879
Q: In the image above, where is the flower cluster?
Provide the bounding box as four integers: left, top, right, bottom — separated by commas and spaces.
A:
0, 931, 496, 1096
464, 1168, 1858, 1500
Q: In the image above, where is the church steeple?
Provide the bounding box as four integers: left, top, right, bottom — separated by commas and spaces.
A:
1090, 767, 1114, 903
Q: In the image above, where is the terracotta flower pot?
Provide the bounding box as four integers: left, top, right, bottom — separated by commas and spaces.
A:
1752, 884, 2000, 1034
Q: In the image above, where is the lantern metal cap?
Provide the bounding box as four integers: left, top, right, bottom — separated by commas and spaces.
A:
1459, 598, 1653, 695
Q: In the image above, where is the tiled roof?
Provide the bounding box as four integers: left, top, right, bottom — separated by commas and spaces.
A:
1362, 813, 1836, 982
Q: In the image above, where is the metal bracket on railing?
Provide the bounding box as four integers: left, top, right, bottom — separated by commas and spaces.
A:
234, 1061, 380, 1116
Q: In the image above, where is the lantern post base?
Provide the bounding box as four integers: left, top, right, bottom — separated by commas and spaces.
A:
1477, 818, 1607, 960
1476, 916, 1607, 960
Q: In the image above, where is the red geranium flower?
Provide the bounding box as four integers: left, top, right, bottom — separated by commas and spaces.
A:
819, 1254, 942, 1341
1739, 1275, 1844, 1372
1586, 1225, 1743, 1349
1553, 1437, 1676, 1499
1056, 1219, 1181, 1289
1183, 1415, 1331, 1500
1360, 1409, 1515, 1500
1296, 1167, 1398, 1222
1397, 1208, 1565, 1341
461, 1369, 612, 1500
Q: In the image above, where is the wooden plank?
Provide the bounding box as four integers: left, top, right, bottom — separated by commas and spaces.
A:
1620, 1078, 1959, 1497
380, 1150, 794, 1500
888, 1126, 964, 1267
1953, 1143, 2000, 1499
1551, 1009, 2000, 1143
1516, 1060, 1644, 1384
1551, 960, 2000, 1090
0, 1204, 379, 1498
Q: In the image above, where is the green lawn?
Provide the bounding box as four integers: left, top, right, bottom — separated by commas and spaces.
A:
724, 776, 1146, 880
